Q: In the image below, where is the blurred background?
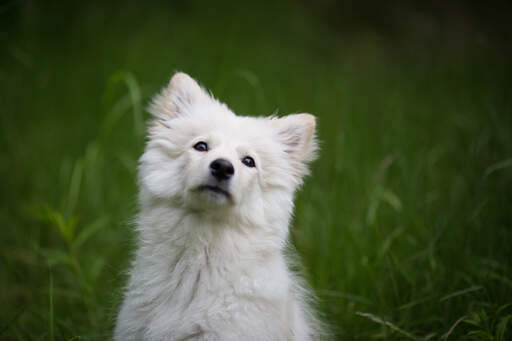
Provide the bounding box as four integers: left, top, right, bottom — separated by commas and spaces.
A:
1, 1, 511, 340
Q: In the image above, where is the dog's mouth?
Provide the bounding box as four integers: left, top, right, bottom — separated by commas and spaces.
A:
197, 185, 231, 198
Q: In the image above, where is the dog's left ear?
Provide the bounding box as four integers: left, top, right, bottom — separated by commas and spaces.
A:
273, 113, 318, 163
149, 72, 209, 120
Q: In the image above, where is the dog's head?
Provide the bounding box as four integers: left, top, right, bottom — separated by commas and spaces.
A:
139, 73, 317, 227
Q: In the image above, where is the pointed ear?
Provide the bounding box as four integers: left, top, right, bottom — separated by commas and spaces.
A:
148, 72, 209, 120
273, 113, 318, 163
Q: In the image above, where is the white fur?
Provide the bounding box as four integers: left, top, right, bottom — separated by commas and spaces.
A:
115, 73, 324, 340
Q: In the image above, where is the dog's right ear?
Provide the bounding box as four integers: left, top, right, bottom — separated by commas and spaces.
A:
148, 72, 209, 120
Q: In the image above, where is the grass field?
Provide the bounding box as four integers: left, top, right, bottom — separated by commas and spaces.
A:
1, 1, 511, 340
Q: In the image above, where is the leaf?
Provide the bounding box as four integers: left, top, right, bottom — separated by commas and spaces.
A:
366, 186, 402, 225
441, 315, 467, 340
88, 257, 106, 283
366, 197, 380, 225
463, 316, 482, 328
496, 303, 512, 316
30, 205, 77, 243
421, 332, 437, 340
102, 70, 143, 136
465, 330, 493, 341
439, 286, 483, 302
486, 271, 512, 289
72, 215, 111, 249
48, 267, 54, 341
379, 188, 403, 212
67, 159, 84, 218
378, 226, 404, 258
484, 158, 512, 177
497, 314, 512, 341
38, 248, 75, 267
356, 311, 421, 341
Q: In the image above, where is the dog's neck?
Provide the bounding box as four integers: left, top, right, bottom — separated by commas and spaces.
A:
136, 200, 287, 265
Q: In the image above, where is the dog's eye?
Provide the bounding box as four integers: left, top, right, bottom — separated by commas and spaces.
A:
193, 141, 208, 152
241, 156, 256, 168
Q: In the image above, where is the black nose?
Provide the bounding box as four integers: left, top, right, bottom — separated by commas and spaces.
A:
210, 158, 234, 181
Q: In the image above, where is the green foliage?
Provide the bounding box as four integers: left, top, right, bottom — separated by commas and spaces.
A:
1, 1, 511, 340
460, 304, 512, 341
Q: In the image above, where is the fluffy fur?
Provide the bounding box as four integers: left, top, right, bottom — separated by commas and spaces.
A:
115, 72, 323, 340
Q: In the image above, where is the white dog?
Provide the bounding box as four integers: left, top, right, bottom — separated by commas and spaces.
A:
115, 73, 324, 340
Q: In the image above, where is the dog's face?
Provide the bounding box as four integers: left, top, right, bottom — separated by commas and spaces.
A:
139, 73, 317, 225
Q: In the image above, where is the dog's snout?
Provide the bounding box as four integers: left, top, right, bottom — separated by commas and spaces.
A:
210, 158, 234, 181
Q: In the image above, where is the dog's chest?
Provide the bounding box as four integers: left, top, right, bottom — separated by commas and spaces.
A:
163, 245, 288, 306
139, 245, 291, 339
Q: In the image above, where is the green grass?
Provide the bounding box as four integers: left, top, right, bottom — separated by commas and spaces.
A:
1, 1, 511, 340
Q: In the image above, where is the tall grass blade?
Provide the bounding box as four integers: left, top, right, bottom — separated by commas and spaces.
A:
49, 266, 55, 341
439, 286, 483, 302
441, 315, 467, 340
356, 311, 421, 340
236, 68, 267, 110
38, 248, 75, 267
366, 187, 402, 225
103, 70, 143, 136
484, 158, 512, 177
67, 160, 83, 219
497, 314, 512, 341
73, 215, 111, 250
